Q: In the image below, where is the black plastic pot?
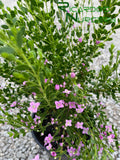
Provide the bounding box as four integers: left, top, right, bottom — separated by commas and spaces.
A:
31, 108, 71, 160
31, 108, 91, 160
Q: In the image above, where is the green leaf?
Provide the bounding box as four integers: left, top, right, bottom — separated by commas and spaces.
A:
15, 64, 30, 71
7, 131, 14, 137
1, 52, 16, 61
0, 46, 15, 54
16, 26, 25, 48
13, 72, 26, 79
114, 25, 120, 29
1, 24, 9, 29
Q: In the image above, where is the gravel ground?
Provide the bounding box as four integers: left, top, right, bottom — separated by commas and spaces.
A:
0, 0, 120, 160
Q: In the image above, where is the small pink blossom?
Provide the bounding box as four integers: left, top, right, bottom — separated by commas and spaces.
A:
61, 134, 64, 138
98, 147, 103, 154
51, 151, 57, 157
100, 124, 104, 128
78, 38, 82, 43
55, 100, 64, 109
61, 75, 64, 79
73, 24, 75, 28
96, 40, 100, 44
67, 147, 76, 157
59, 142, 63, 146
69, 102, 76, 109
65, 103, 68, 106
63, 89, 71, 94
105, 125, 112, 132
76, 107, 84, 113
71, 72, 76, 78
44, 59, 48, 65
32, 154, 40, 160
75, 122, 83, 129
28, 102, 40, 113
65, 119, 72, 127
44, 134, 53, 145
50, 79, 53, 83
23, 81, 27, 85
82, 127, 89, 134
63, 81, 66, 88
46, 143, 52, 150
73, 93, 76, 97
31, 126, 34, 129
67, 10, 70, 13
82, 63, 85, 66
55, 84, 60, 90
32, 92, 36, 96
10, 101, 17, 107
103, 131, 107, 136
99, 134, 103, 140
45, 79, 48, 83
60, 84, 62, 87
74, 114, 77, 117
107, 135, 114, 143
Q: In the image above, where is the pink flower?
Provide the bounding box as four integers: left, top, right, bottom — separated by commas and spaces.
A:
61, 75, 64, 79
60, 142, 63, 146
99, 134, 103, 140
82, 63, 85, 66
51, 151, 57, 157
73, 24, 75, 28
65, 119, 72, 127
67, 10, 70, 13
46, 143, 52, 150
32, 154, 40, 160
63, 89, 71, 94
31, 126, 34, 129
44, 134, 53, 145
107, 135, 114, 143
10, 101, 17, 107
32, 92, 36, 96
63, 81, 66, 88
28, 102, 40, 113
25, 122, 28, 126
75, 122, 83, 129
65, 103, 68, 106
10, 75, 13, 77
96, 40, 100, 44
103, 131, 107, 136
105, 125, 112, 132
82, 127, 89, 134
23, 81, 27, 85
100, 124, 103, 128
78, 38, 82, 43
60, 84, 62, 87
45, 79, 48, 83
44, 59, 48, 65
61, 134, 64, 138
50, 79, 53, 83
76, 107, 84, 113
74, 114, 77, 117
67, 147, 76, 157
73, 93, 76, 96
55, 84, 60, 90
51, 118, 55, 125
77, 84, 81, 88
98, 147, 103, 154
69, 102, 76, 109
55, 100, 64, 109
88, 21, 91, 25
71, 72, 76, 78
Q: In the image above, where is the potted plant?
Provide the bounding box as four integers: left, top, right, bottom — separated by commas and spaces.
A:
0, 0, 120, 159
